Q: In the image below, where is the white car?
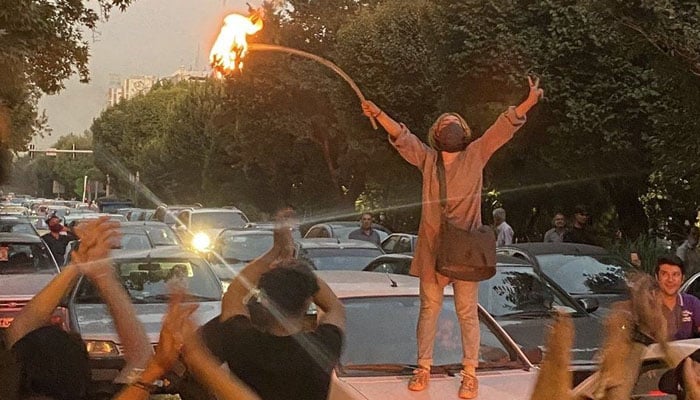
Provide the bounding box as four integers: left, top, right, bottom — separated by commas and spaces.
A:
319, 271, 539, 400
573, 338, 700, 399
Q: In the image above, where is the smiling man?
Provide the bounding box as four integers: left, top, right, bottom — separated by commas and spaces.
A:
655, 255, 700, 340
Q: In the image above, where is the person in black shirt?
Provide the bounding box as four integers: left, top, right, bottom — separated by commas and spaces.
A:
200, 210, 345, 400
563, 205, 598, 246
41, 215, 71, 266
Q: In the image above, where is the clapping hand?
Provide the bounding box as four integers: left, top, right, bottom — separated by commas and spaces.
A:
72, 216, 121, 279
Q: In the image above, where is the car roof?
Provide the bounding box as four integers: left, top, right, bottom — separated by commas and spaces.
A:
316, 270, 449, 298
296, 238, 382, 249
0, 233, 43, 243
120, 221, 171, 227
502, 242, 609, 255
219, 229, 273, 237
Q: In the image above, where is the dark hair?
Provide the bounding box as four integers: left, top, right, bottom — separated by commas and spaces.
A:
655, 254, 685, 276
12, 326, 90, 400
248, 260, 319, 329
573, 205, 589, 215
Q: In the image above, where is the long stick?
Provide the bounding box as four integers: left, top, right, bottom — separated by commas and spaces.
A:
248, 43, 378, 130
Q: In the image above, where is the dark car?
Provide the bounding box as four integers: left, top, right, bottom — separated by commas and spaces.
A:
206, 229, 275, 287
497, 242, 632, 315
0, 233, 65, 330
380, 233, 418, 254
481, 255, 604, 384
363, 253, 414, 275
295, 238, 384, 271
303, 221, 391, 242
67, 247, 222, 395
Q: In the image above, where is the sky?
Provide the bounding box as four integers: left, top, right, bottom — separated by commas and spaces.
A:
35, 0, 249, 148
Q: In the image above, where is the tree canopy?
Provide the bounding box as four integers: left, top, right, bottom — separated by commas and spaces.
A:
87, 0, 700, 242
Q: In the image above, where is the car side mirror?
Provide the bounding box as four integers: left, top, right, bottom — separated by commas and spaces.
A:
578, 297, 599, 313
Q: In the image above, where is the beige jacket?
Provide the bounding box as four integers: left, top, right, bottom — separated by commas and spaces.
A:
389, 107, 526, 284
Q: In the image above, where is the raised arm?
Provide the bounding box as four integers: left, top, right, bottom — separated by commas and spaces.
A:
361, 101, 403, 139
515, 76, 544, 119
4, 217, 119, 347
112, 293, 261, 400
313, 277, 345, 331
220, 209, 295, 322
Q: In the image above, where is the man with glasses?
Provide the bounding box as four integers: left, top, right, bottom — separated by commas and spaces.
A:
563, 205, 598, 245
348, 212, 381, 246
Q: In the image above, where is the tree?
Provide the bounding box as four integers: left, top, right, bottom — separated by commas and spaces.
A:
0, 0, 134, 183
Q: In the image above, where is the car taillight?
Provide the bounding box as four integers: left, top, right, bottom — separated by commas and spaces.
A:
50, 306, 69, 332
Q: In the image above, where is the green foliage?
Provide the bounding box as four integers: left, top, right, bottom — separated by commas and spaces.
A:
88, 0, 700, 241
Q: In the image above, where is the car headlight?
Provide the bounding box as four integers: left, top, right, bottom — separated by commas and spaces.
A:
192, 232, 211, 251
85, 340, 119, 357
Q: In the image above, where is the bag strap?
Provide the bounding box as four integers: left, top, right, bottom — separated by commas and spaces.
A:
436, 152, 447, 216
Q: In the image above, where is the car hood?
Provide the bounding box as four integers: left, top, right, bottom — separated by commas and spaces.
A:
330, 369, 538, 400
497, 314, 602, 364
73, 301, 221, 343
0, 274, 56, 297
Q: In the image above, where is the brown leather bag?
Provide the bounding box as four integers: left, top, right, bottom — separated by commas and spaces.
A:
434, 153, 497, 281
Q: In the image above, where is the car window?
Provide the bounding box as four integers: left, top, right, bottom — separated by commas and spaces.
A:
536, 254, 629, 295
365, 259, 412, 275
300, 248, 384, 271
0, 220, 35, 234
338, 296, 521, 375
191, 212, 248, 230
305, 227, 330, 238
74, 258, 221, 303
396, 236, 413, 253
381, 236, 400, 253
120, 233, 152, 250
143, 225, 179, 246
686, 276, 700, 298
219, 233, 273, 262
479, 265, 580, 317
0, 242, 57, 274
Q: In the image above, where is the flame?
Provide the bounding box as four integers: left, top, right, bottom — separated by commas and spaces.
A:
209, 12, 263, 75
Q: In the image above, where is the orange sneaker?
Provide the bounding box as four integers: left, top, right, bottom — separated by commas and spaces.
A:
459, 370, 478, 399
407, 367, 430, 391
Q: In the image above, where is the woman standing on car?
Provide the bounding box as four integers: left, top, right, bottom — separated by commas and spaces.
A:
361, 76, 543, 399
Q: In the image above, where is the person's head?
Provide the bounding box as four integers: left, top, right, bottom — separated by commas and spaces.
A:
492, 208, 506, 225
45, 216, 62, 233
655, 255, 685, 298
247, 260, 320, 331
687, 226, 700, 246
12, 326, 90, 400
428, 113, 472, 153
359, 213, 373, 230
552, 212, 566, 229
573, 205, 589, 227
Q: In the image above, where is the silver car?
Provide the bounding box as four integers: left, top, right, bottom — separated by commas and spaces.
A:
67, 247, 223, 394
320, 271, 539, 400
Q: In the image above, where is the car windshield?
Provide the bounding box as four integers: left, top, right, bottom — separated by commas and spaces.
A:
74, 258, 221, 303
300, 248, 383, 271
191, 212, 247, 230
0, 242, 57, 274
0, 220, 36, 235
536, 254, 630, 295
219, 232, 273, 262
119, 232, 153, 250
479, 265, 581, 317
338, 296, 523, 376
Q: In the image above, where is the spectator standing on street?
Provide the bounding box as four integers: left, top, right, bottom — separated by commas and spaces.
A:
361, 76, 543, 399
655, 255, 700, 341
348, 212, 381, 246
543, 212, 567, 242
492, 208, 514, 246
41, 214, 71, 266
563, 205, 598, 246
677, 226, 700, 278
